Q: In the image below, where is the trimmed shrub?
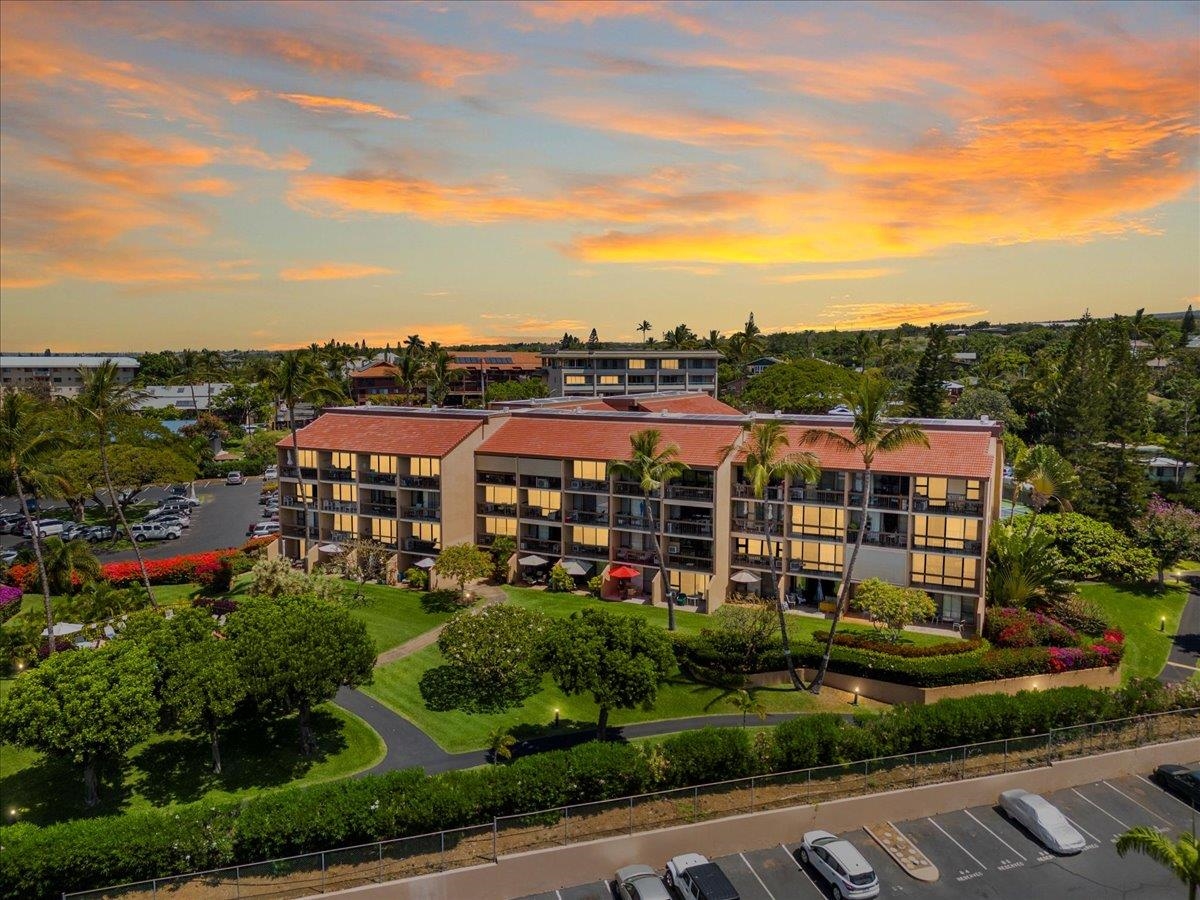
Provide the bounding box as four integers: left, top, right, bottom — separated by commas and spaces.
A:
828, 632, 984, 658
774, 713, 846, 769
660, 727, 757, 787
1030, 512, 1157, 582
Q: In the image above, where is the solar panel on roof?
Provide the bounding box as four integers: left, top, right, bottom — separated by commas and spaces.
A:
457, 356, 482, 364
484, 356, 513, 364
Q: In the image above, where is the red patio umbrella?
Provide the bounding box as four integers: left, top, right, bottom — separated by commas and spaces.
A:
608, 565, 640, 579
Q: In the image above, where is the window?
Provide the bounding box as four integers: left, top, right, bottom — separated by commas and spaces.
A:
734, 537, 774, 557
332, 483, 358, 502
572, 460, 607, 481
791, 505, 846, 539
628, 359, 646, 369
573, 526, 608, 546
297, 449, 317, 468
293, 483, 316, 502
911, 553, 978, 590
669, 571, 710, 595
411, 457, 440, 477
913, 516, 979, 550
525, 489, 561, 511
371, 519, 396, 542
790, 540, 844, 573
565, 375, 587, 385
598, 375, 620, 385
331, 451, 353, 469
660, 359, 679, 369
333, 513, 357, 533
413, 522, 441, 545
485, 485, 517, 505
484, 517, 517, 536
369, 454, 397, 474
915, 476, 981, 503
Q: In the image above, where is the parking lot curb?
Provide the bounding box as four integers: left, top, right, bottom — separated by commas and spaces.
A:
865, 822, 939, 881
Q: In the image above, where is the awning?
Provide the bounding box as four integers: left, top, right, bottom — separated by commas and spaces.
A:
415, 557, 436, 569
559, 560, 592, 576
519, 554, 549, 567
317, 544, 344, 554
609, 565, 640, 579
730, 570, 761, 584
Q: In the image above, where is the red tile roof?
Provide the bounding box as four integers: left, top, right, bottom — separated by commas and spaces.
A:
635, 395, 741, 415
478, 415, 743, 466
736, 425, 996, 479
351, 362, 398, 380
277, 411, 483, 457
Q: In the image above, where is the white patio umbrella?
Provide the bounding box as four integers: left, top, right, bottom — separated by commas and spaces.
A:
41, 622, 85, 637
414, 557, 436, 569
730, 570, 761, 584
519, 554, 549, 567
559, 560, 591, 576
318, 544, 344, 554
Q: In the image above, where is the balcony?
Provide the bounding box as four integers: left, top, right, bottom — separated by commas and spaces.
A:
566, 478, 608, 493
732, 517, 782, 536
374, 536, 399, 550
521, 476, 561, 490
280, 465, 299, 479
281, 497, 305, 510
520, 537, 560, 554
787, 559, 841, 576
789, 487, 844, 505
731, 552, 773, 569
868, 493, 910, 512
330, 530, 355, 543
856, 530, 909, 549
321, 468, 355, 482
404, 538, 439, 553
733, 483, 783, 500
477, 533, 498, 547
615, 547, 657, 565
300, 467, 318, 481
565, 509, 609, 524
666, 553, 713, 572
478, 472, 516, 486
665, 485, 714, 502
913, 539, 983, 555
361, 502, 396, 517
520, 507, 561, 522
614, 513, 652, 530
570, 542, 609, 558
400, 475, 440, 489
612, 480, 646, 497
361, 471, 397, 487
913, 496, 985, 516
666, 519, 714, 537
401, 507, 440, 521
478, 502, 517, 516
281, 524, 308, 539
320, 500, 357, 514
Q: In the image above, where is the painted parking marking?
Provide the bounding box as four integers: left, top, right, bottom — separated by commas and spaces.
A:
963, 808, 1026, 868
740, 852, 778, 900
1071, 787, 1131, 832
784, 843, 833, 897
1135, 772, 1200, 822
927, 817, 987, 879
1104, 779, 1176, 826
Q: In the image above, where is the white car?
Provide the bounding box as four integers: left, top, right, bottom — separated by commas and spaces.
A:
250, 522, 281, 538
614, 864, 671, 900
264, 465, 278, 480
998, 789, 1086, 854
146, 509, 190, 527
799, 831, 880, 900
226, 471, 245, 485
664, 853, 739, 900
130, 521, 182, 542
21, 518, 65, 538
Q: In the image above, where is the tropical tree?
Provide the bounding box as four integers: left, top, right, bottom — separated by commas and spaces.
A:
0, 392, 65, 652
1115, 826, 1200, 900
487, 727, 516, 764
423, 347, 461, 405
432, 542, 493, 599
852, 579, 937, 641
163, 639, 243, 774
73, 360, 156, 604
727, 689, 767, 728
609, 429, 689, 631
404, 334, 426, 357
725, 421, 820, 689
986, 523, 1072, 607
40, 536, 101, 595
393, 351, 426, 404
1010, 444, 1079, 524
435, 604, 549, 711
170, 348, 223, 415
1132, 497, 1200, 588
259, 351, 346, 550
661, 323, 697, 349
637, 320, 653, 343
702, 329, 727, 352
801, 372, 928, 693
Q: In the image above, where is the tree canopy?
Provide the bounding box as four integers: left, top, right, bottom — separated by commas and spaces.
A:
737, 359, 859, 414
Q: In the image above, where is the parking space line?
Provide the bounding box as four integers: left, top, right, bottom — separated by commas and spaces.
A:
1135, 773, 1200, 816
1071, 788, 1130, 829
783, 843, 828, 896
963, 809, 1026, 860
1103, 780, 1174, 826
739, 852, 777, 900
1062, 814, 1102, 845
927, 818, 987, 870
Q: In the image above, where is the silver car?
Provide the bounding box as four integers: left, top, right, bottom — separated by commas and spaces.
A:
998, 789, 1086, 854
614, 864, 670, 900
799, 830, 880, 900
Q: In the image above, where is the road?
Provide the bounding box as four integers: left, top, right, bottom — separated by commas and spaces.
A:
1159, 577, 1200, 684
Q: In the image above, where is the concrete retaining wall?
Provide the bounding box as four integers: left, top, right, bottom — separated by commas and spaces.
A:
328, 737, 1200, 900
745, 664, 1121, 704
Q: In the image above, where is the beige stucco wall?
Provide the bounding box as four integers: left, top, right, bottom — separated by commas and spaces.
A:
848, 546, 909, 584
440, 429, 489, 549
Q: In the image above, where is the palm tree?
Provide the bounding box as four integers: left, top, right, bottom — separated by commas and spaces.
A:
727, 689, 768, 728
726, 421, 820, 689
404, 334, 426, 357
986, 523, 1071, 608
259, 351, 346, 555
661, 324, 697, 349
171, 348, 209, 415
393, 352, 426, 404
609, 429, 689, 632
423, 348, 460, 405
702, 329, 727, 353
41, 536, 101, 595
637, 320, 653, 343
801, 372, 928, 693
1115, 826, 1200, 900
72, 581, 130, 624
1009, 444, 1078, 524
0, 392, 66, 653
854, 332, 874, 371
487, 727, 516, 765
73, 361, 157, 605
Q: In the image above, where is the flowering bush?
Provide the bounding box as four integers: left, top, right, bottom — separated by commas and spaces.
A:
0, 583, 22, 622
1048, 646, 1088, 672
101, 551, 242, 587
986, 607, 1078, 648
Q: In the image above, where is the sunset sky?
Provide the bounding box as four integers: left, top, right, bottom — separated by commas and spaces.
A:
1, 0, 1197, 351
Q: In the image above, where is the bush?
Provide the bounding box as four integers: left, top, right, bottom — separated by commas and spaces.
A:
547, 564, 575, 593
0, 584, 21, 623
828, 631, 984, 658
1042, 594, 1111, 634
984, 607, 1078, 648
404, 567, 429, 590
774, 714, 847, 769
660, 728, 757, 787
1030, 512, 1157, 582
586, 575, 603, 598
5, 552, 244, 592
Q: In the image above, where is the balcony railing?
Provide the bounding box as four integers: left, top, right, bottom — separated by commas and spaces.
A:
520, 507, 561, 522
299, 467, 318, 481
330, 530, 355, 543
789, 529, 845, 543
913, 496, 985, 516
732, 518, 782, 535
404, 538, 439, 553
521, 476, 562, 490
733, 483, 783, 500
566, 478, 608, 493
913, 538, 983, 555
281, 498, 305, 510
478, 502, 517, 516
666, 553, 713, 572
615, 547, 657, 564
477, 533, 498, 546
856, 530, 909, 549
321, 468, 354, 482
612, 481, 646, 496
361, 471, 397, 487
281, 524, 308, 539
320, 500, 357, 514
731, 552, 773, 569
868, 493, 910, 512
280, 465, 299, 479
361, 502, 396, 517
911, 576, 979, 594
478, 472, 516, 486
666, 520, 714, 537
401, 507, 440, 521
614, 514, 652, 530
565, 509, 609, 524
787, 559, 841, 575
570, 543, 609, 558
789, 487, 844, 505
520, 538, 561, 554
666, 485, 714, 502
400, 475, 440, 489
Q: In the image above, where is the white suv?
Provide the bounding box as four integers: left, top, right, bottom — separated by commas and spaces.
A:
799, 831, 880, 900
21, 518, 65, 538
130, 521, 182, 542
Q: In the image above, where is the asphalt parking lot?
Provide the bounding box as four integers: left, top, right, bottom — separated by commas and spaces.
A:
516, 767, 1198, 900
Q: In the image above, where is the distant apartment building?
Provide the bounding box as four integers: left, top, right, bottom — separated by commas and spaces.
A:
541, 349, 721, 397
349, 352, 544, 406
135, 383, 233, 412
277, 395, 1002, 633
0, 354, 139, 397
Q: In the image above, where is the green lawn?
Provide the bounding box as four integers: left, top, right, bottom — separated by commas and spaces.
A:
347, 583, 457, 653
363, 642, 876, 753
503, 586, 712, 635
1078, 582, 1191, 682
0, 703, 383, 827
801, 620, 958, 648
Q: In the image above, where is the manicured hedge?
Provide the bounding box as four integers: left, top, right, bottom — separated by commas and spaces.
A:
4, 550, 244, 592
2, 681, 1188, 899
829, 632, 985, 658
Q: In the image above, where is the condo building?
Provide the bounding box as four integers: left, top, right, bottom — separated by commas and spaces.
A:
277, 394, 1002, 633
541, 349, 722, 397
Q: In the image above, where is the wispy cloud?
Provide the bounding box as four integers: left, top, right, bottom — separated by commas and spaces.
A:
233, 89, 408, 120
280, 263, 395, 281
767, 301, 988, 332
764, 268, 898, 284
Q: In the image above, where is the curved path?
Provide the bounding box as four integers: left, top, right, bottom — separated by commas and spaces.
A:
1159, 578, 1200, 684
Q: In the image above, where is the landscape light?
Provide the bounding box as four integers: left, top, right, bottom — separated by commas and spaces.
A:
1161, 616, 1167, 632
853, 687, 860, 706
554, 707, 560, 727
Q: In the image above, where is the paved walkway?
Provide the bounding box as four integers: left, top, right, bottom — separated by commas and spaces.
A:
1159, 581, 1200, 684
373, 583, 507, 666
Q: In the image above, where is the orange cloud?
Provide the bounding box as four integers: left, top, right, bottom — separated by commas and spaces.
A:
280, 263, 395, 282
767, 302, 988, 332
517, 0, 714, 36
540, 100, 806, 147
764, 268, 899, 284
232, 89, 407, 120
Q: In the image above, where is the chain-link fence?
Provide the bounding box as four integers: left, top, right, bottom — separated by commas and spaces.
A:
66, 707, 1199, 899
